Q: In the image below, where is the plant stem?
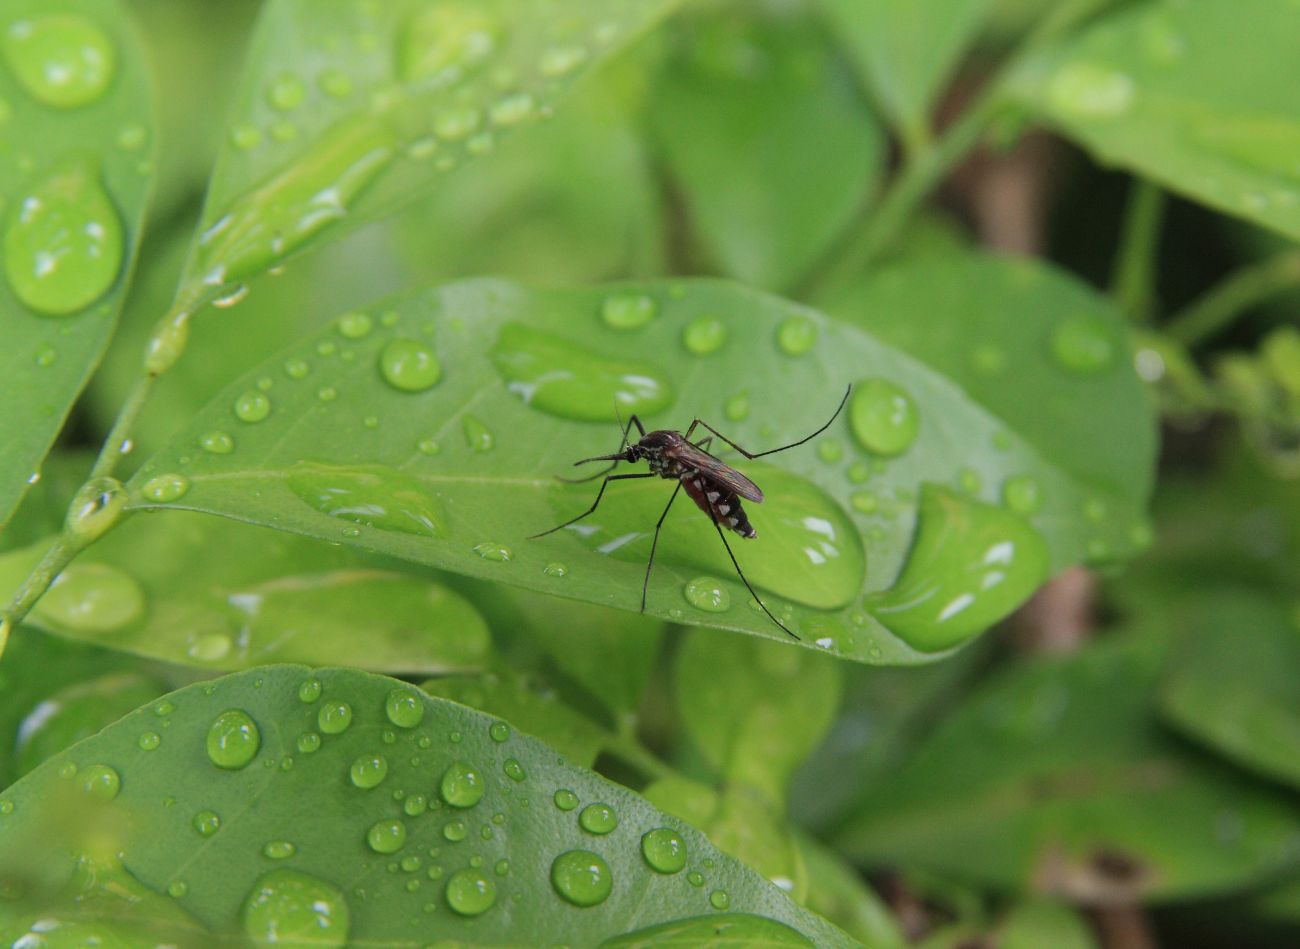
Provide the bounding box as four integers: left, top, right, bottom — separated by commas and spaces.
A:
1166, 250, 1300, 347
606, 733, 675, 783
1110, 179, 1165, 322
88, 372, 157, 482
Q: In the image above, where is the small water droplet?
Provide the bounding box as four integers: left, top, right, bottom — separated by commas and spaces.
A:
200, 430, 235, 454
817, 440, 843, 464
168, 879, 188, 898
443, 818, 468, 841
640, 828, 686, 874
336, 310, 372, 338
503, 758, 525, 782
140, 472, 190, 503
207, 709, 260, 769
263, 840, 297, 860
970, 344, 1007, 375
386, 688, 425, 728
683, 576, 730, 613
554, 789, 579, 811
231, 124, 261, 150
266, 72, 306, 111
551, 850, 612, 906
543, 561, 567, 578
579, 803, 618, 835
1047, 62, 1135, 119
3, 15, 115, 108
242, 869, 350, 947
193, 810, 221, 837
683, 316, 726, 355
417, 437, 440, 456
33, 343, 58, 367
849, 379, 919, 457
350, 754, 388, 789
367, 818, 407, 854
489, 721, 509, 742
687, 871, 704, 887
473, 542, 512, 562
601, 292, 657, 330
380, 338, 442, 392
404, 794, 428, 817
776, 316, 817, 356
317, 385, 337, 401
78, 763, 120, 800
440, 762, 485, 808
138, 731, 161, 751
709, 889, 730, 910
463, 414, 494, 451
288, 461, 447, 537
724, 392, 749, 421
445, 868, 496, 916
234, 390, 271, 423
296, 732, 321, 754
1051, 314, 1116, 374
297, 678, 322, 703
1002, 475, 1042, 515
318, 700, 353, 734
851, 491, 879, 515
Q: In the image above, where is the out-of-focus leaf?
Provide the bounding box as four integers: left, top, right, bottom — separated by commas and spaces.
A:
0, 665, 854, 946
649, 1, 884, 292
0, 451, 93, 554
835, 638, 1300, 901
1000, 899, 1096, 949
796, 832, 905, 949
0, 0, 155, 529
1006, 0, 1300, 241
599, 914, 817, 948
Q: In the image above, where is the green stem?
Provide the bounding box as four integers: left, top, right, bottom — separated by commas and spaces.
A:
606, 733, 675, 783
1166, 250, 1300, 347
1110, 179, 1165, 322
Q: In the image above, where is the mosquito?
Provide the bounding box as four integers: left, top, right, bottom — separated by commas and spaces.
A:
529, 386, 852, 640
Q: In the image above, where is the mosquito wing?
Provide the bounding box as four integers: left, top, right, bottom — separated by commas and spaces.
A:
675, 440, 764, 502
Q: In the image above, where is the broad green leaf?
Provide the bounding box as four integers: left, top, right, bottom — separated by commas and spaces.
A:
175, 0, 684, 308
834, 638, 1300, 901
0, 0, 154, 528
674, 629, 842, 805
795, 833, 905, 949
817, 0, 992, 144
1159, 589, 1300, 791
1005, 0, 1300, 241
817, 252, 1159, 567
1000, 899, 1096, 949
599, 914, 817, 947
127, 278, 1149, 663
0, 512, 490, 673
648, 1, 884, 292
0, 665, 853, 947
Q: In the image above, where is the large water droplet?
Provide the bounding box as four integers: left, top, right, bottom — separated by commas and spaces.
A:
398, 6, 501, 84
385, 688, 425, 728
379, 338, 442, 392
234, 390, 271, 423
683, 576, 730, 613
579, 803, 618, 835
440, 762, 485, 808
1047, 62, 1136, 119
318, 700, 352, 734
4, 162, 123, 315
601, 292, 657, 331
349, 754, 388, 789
551, 850, 612, 907
850, 380, 919, 457
444, 868, 496, 916
37, 562, 143, 634
641, 828, 686, 874
242, 868, 350, 948
683, 317, 726, 355
1051, 314, 1116, 374
3, 15, 115, 108
287, 461, 447, 537
207, 709, 261, 769
78, 763, 120, 800
867, 485, 1049, 652
492, 322, 674, 421
367, 818, 407, 854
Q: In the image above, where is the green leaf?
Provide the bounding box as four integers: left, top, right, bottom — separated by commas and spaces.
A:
1000, 899, 1096, 949
674, 629, 841, 805
0, 451, 93, 554
1005, 0, 1300, 241
816, 252, 1159, 568
599, 913, 817, 947
834, 638, 1300, 901
1159, 589, 1300, 791
127, 278, 1148, 663
0, 512, 490, 673
0, 0, 154, 528
648, 1, 885, 292
795, 832, 905, 949
0, 665, 853, 947
817, 0, 992, 145
175, 0, 684, 306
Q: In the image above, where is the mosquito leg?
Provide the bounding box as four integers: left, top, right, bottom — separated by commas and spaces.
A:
529, 473, 656, 539
683, 385, 851, 459
709, 514, 799, 640
641, 481, 682, 613
692, 436, 713, 451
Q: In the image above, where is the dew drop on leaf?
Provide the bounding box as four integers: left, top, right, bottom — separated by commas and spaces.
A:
287, 461, 447, 537
317, 700, 353, 735
553, 789, 579, 811
233, 390, 271, 423
776, 316, 817, 356
683, 316, 726, 355
366, 818, 406, 854
379, 338, 442, 392
463, 414, 495, 451
1051, 313, 1116, 374
1001, 475, 1042, 515
551, 850, 613, 907
349, 754, 388, 789
601, 292, 657, 331
193, 810, 220, 837
683, 577, 730, 613
543, 562, 567, 578
488, 721, 509, 743
297, 678, 322, 703
2, 15, 115, 108
207, 709, 261, 769
489, 92, 535, 127
440, 761, 484, 808
140, 473, 190, 503
503, 758, 525, 782
385, 688, 425, 728
263, 840, 297, 860
473, 542, 511, 562
138, 732, 160, 751
242, 868, 350, 948
336, 310, 372, 338
442, 818, 468, 841
849, 379, 919, 457
199, 430, 235, 454
445, 868, 496, 916
265, 72, 306, 111
710, 889, 731, 910
579, 803, 618, 835
641, 828, 687, 874
78, 763, 120, 800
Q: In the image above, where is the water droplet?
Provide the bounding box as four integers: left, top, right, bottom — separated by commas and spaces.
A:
489, 721, 509, 742
640, 828, 687, 874
168, 879, 188, 898
1051, 314, 1116, 374
463, 414, 494, 451
539, 44, 588, 78
709, 889, 730, 910
231, 124, 261, 150
234, 390, 271, 423
404, 794, 428, 817
296, 732, 321, 754
849, 379, 919, 457
687, 871, 704, 887
683, 316, 726, 355
350, 754, 388, 789
776, 316, 817, 356
263, 840, 296, 860
554, 789, 579, 811
380, 338, 442, 392
503, 758, 525, 782
440, 762, 485, 808
200, 430, 235, 454
3, 15, 115, 107
336, 310, 372, 338
579, 803, 618, 835
1002, 475, 1042, 515
4, 162, 123, 315
33, 343, 57, 367
683, 576, 730, 613
385, 688, 425, 728
0, 800, 11, 815
138, 731, 161, 751
398, 6, 501, 84
443, 818, 468, 841
473, 542, 512, 562
266, 72, 306, 111
284, 357, 310, 379
601, 292, 657, 330
317, 386, 337, 402
445, 868, 495, 916
207, 709, 260, 769
492, 323, 674, 421
298, 678, 322, 703
367, 818, 407, 854
288, 461, 447, 537
37, 562, 143, 633
418, 437, 440, 455
318, 68, 353, 98
140, 472, 190, 503
1047, 62, 1135, 119
78, 763, 120, 800
318, 700, 352, 734
543, 561, 567, 578
867, 485, 1049, 652
850, 491, 879, 515
551, 850, 612, 907
490, 91, 535, 127
724, 392, 749, 421
243, 869, 349, 947
494, 859, 510, 877
193, 810, 221, 836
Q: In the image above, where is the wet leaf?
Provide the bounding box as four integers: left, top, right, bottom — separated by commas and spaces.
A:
0, 0, 155, 528
1006, 0, 1300, 241
0, 665, 852, 946
128, 278, 1152, 664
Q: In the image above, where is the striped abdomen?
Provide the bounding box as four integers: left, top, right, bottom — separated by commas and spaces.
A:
682, 471, 756, 538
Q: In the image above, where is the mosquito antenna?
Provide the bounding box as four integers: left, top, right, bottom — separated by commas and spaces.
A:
751, 384, 851, 458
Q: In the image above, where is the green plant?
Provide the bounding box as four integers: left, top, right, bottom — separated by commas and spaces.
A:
1, 0, 1298, 945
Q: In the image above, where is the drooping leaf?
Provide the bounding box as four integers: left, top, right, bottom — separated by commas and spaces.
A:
0, 512, 490, 673
817, 0, 993, 144
128, 278, 1151, 663
0, 665, 853, 947
648, 0, 885, 291
1006, 0, 1300, 241
0, 0, 155, 528
834, 637, 1300, 901
174, 0, 685, 309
